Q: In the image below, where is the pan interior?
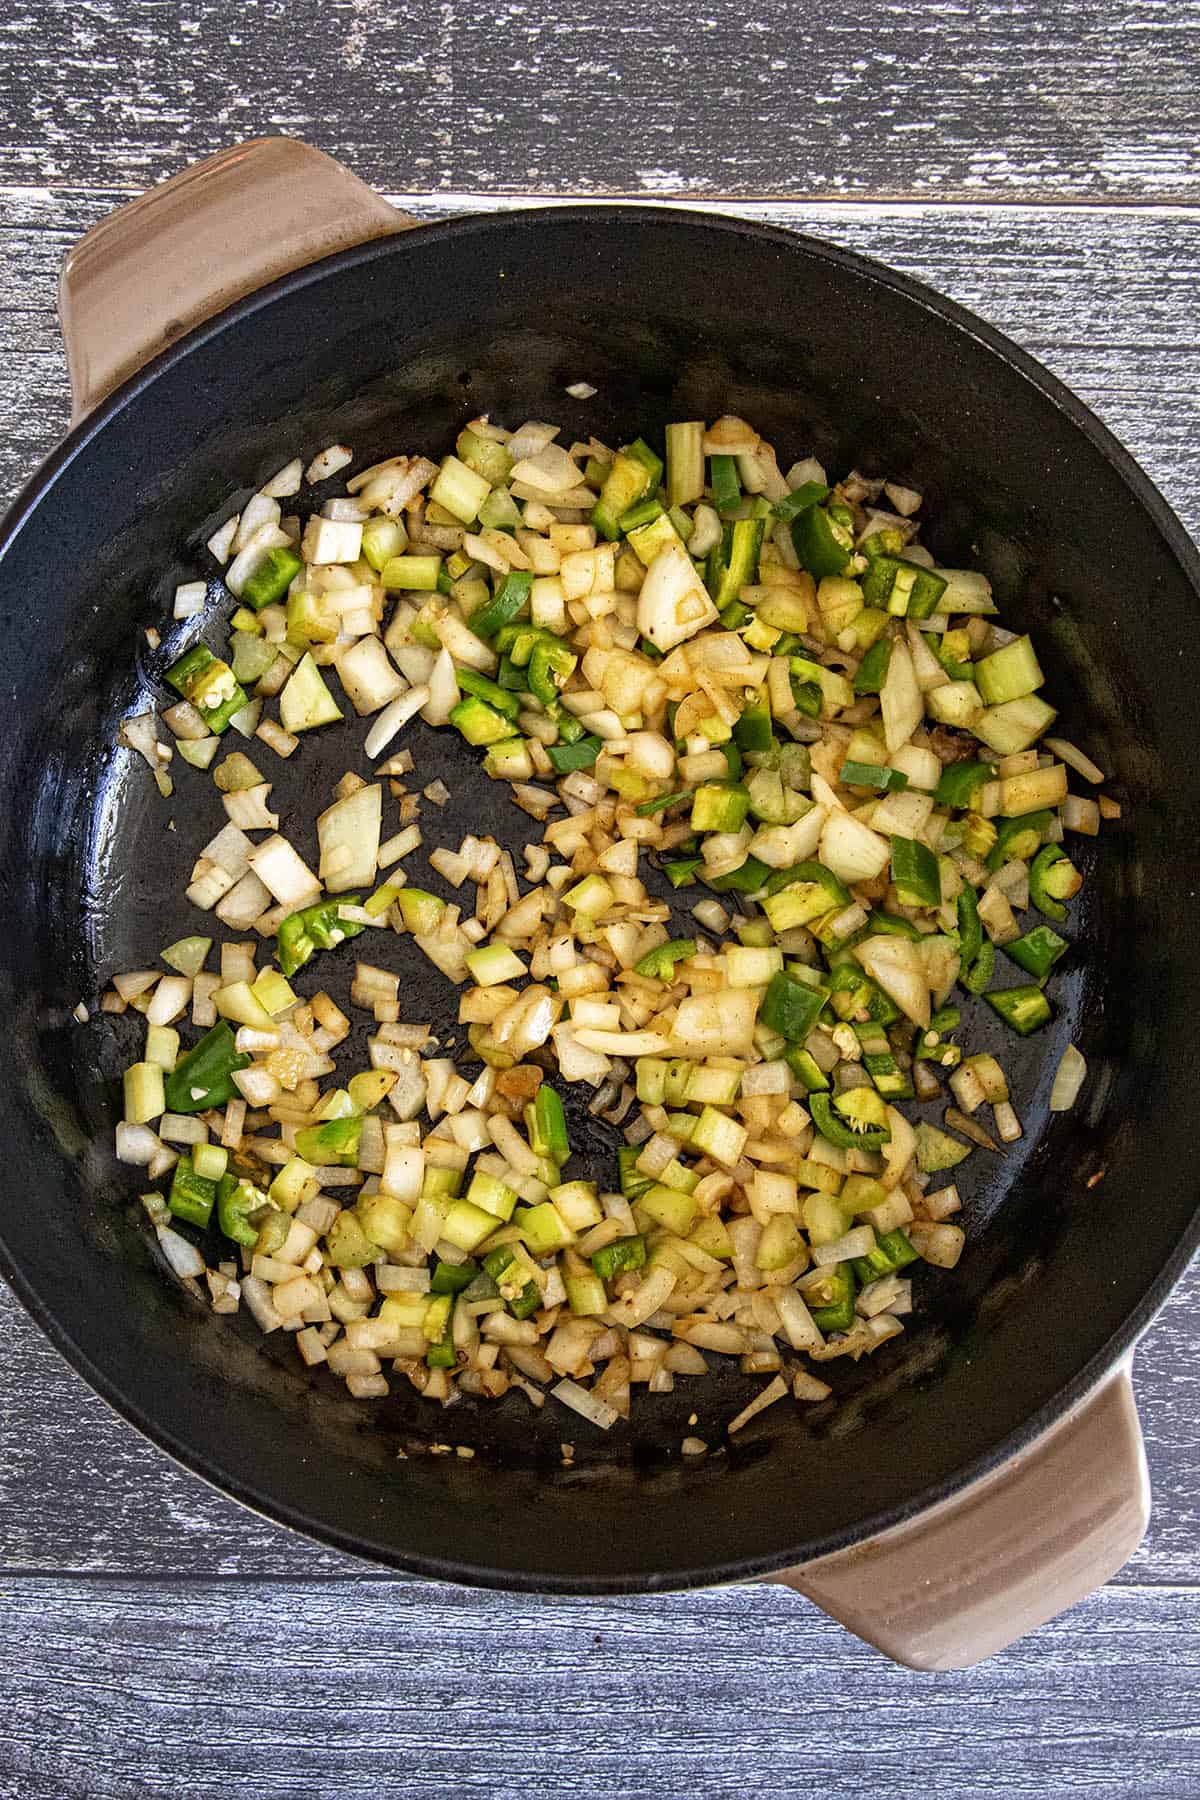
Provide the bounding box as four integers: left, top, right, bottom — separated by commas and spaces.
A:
0, 208, 1196, 1588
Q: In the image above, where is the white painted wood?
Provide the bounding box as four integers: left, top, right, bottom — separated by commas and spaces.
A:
0, 0, 1197, 200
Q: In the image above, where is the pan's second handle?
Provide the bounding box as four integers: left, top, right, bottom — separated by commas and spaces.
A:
776, 1359, 1148, 1670
59, 137, 412, 424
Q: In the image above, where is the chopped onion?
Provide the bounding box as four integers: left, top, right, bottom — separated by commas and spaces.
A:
364, 685, 430, 757
1049, 1043, 1087, 1113
1044, 736, 1105, 784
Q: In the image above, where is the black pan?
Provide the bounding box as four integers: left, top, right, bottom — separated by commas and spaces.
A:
2, 151, 1198, 1647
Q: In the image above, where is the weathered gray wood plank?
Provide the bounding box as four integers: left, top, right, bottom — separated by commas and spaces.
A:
1, 2, 1199, 201
0, 1576, 1197, 1797
0, 188, 1198, 1585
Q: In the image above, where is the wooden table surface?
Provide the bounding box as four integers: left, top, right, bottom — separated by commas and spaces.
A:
3, 3, 1199, 1793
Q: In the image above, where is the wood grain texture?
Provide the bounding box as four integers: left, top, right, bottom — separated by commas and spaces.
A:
1, 1576, 1199, 1798
1, 2, 1199, 201
0, 188, 1198, 1594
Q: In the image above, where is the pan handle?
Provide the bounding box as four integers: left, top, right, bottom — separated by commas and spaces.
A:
775, 1357, 1148, 1669
58, 137, 412, 424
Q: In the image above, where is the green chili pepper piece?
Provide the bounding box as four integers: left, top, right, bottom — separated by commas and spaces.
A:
984, 984, 1053, 1036
431, 1259, 479, 1295
841, 760, 909, 793
635, 939, 697, 981
809, 1091, 890, 1152
168, 1153, 217, 1228
760, 970, 828, 1041
709, 455, 741, 512
469, 571, 533, 640
1029, 844, 1082, 922
591, 1234, 647, 1281
791, 505, 854, 579
217, 1174, 268, 1247
663, 857, 703, 889
294, 1115, 363, 1167
933, 760, 997, 808
618, 1146, 654, 1199
546, 735, 601, 773
241, 547, 303, 613
962, 937, 995, 994
636, 790, 689, 817
164, 1021, 251, 1115
1007, 923, 1069, 986
456, 667, 522, 719
853, 639, 892, 695
772, 480, 831, 522
531, 1085, 571, 1165
956, 885, 983, 971
891, 835, 942, 908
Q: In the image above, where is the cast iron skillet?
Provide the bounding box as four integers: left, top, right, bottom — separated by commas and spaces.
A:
1, 179, 1198, 1603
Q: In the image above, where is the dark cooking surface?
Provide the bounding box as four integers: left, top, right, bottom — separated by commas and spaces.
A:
1, 208, 1198, 1591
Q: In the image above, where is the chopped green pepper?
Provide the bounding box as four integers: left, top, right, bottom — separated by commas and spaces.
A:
853, 638, 892, 695
792, 504, 854, 579
867, 910, 922, 941
1007, 923, 1068, 985
708, 454, 741, 513
861, 553, 947, 620
164, 1021, 251, 1115
635, 938, 697, 980
168, 1153, 216, 1229
985, 984, 1053, 1036
810, 1090, 890, 1152
891, 835, 942, 909
1029, 844, 1082, 922
450, 694, 518, 747
528, 638, 577, 706
591, 1234, 647, 1280
547, 734, 601, 773
841, 760, 909, 793
663, 857, 703, 888
785, 1045, 830, 1092
431, 1259, 479, 1295
294, 1115, 363, 1167
733, 694, 775, 753
468, 571, 533, 640
691, 780, 750, 834
703, 854, 771, 894
217, 1174, 268, 1247
760, 970, 828, 1041
456, 667, 521, 719
618, 1145, 654, 1200
530, 1085, 571, 1165
933, 759, 997, 808
987, 809, 1054, 871
277, 896, 364, 977
706, 518, 764, 611
240, 546, 303, 613
962, 937, 995, 994
809, 1263, 856, 1334
772, 480, 831, 522
164, 644, 248, 735
956, 885, 983, 974
592, 440, 661, 539
636, 790, 689, 817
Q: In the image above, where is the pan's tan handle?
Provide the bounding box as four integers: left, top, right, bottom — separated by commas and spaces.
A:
777, 1359, 1148, 1669
59, 137, 412, 423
